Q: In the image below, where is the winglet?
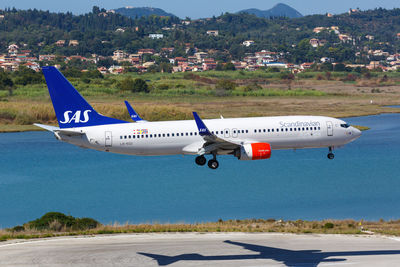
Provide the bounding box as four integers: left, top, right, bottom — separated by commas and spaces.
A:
124, 101, 146, 122
193, 112, 212, 136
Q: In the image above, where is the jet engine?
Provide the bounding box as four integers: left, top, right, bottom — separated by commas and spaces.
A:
236, 143, 272, 160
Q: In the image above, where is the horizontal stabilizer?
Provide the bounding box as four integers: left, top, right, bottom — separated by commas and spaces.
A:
34, 123, 85, 136
34, 123, 59, 132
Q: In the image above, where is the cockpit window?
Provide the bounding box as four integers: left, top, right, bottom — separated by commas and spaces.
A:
340, 123, 350, 128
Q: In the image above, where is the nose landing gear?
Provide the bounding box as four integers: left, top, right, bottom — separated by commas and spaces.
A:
327, 147, 335, 160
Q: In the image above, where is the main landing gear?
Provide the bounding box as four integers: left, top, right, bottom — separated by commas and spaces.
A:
327, 147, 335, 160
195, 154, 219, 170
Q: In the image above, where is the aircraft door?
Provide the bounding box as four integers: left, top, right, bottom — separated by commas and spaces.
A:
105, 131, 112, 147
326, 121, 333, 136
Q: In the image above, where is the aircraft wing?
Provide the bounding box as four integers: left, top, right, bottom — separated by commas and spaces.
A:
124, 101, 147, 123
192, 112, 242, 155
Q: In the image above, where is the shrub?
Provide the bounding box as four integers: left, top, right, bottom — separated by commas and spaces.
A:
157, 84, 170, 90
10, 226, 25, 232
27, 212, 76, 230
324, 222, 334, 229
243, 83, 262, 92
215, 79, 236, 96
118, 77, 149, 93
132, 78, 149, 93
74, 218, 100, 230
224, 62, 236, 71
26, 212, 100, 231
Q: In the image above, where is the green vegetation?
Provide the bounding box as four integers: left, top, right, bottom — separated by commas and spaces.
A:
1, 67, 400, 131
1, 7, 400, 62
2, 213, 400, 242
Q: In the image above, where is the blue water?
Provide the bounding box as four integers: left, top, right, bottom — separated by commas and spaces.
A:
1, 114, 400, 228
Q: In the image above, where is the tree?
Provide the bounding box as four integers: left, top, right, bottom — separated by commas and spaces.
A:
334, 63, 346, 72
215, 62, 224, 71
132, 78, 149, 92
119, 77, 149, 92
0, 71, 14, 95
224, 62, 236, 71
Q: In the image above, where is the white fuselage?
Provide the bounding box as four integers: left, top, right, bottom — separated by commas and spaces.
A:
57, 115, 361, 156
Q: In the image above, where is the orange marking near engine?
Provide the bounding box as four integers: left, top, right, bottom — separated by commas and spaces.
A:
251, 143, 272, 160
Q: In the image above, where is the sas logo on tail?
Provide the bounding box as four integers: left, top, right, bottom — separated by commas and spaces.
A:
60, 110, 91, 124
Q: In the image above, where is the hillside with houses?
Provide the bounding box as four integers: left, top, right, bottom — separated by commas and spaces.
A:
0, 6, 400, 74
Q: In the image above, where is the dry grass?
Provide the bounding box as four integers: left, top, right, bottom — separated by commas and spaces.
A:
2, 219, 400, 242
2, 76, 400, 132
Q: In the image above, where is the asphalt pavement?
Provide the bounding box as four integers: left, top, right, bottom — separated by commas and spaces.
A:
0, 233, 400, 266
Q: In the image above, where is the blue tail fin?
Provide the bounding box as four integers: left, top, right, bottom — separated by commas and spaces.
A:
42, 66, 127, 128
124, 100, 147, 122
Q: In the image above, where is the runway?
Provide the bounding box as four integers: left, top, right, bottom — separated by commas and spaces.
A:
0, 233, 400, 266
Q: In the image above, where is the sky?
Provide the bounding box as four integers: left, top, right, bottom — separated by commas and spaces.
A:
0, 0, 399, 18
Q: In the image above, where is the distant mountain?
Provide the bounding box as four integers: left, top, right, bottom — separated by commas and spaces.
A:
114, 7, 177, 18
239, 3, 303, 19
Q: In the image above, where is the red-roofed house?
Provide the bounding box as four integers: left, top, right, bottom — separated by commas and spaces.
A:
24, 62, 40, 72
202, 62, 217, 71
301, 63, 314, 70
138, 49, 155, 55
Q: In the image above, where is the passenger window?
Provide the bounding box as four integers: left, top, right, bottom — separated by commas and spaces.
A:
318, 127, 321, 130
246, 130, 248, 133
162, 134, 165, 137
263, 129, 266, 133
150, 134, 152, 138
285, 128, 288, 132
186, 133, 188, 136
120, 136, 122, 139
146, 135, 148, 138
167, 134, 170, 137
254, 129, 257, 133
124, 136, 127, 139
172, 133, 174, 137
268, 129, 270, 132
302, 128, 305, 131
216, 131, 219, 134
190, 132, 192, 136
133, 135, 135, 139
272, 129, 274, 132
195, 132, 197, 135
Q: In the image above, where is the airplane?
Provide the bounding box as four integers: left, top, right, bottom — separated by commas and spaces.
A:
138, 240, 400, 266
34, 66, 362, 170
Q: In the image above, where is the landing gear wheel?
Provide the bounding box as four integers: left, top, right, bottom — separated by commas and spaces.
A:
327, 153, 335, 160
195, 155, 207, 166
208, 159, 219, 170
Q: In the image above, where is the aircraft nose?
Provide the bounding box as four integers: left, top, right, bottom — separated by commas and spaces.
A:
352, 127, 362, 138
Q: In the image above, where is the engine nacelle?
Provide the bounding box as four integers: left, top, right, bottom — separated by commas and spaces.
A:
237, 143, 272, 161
